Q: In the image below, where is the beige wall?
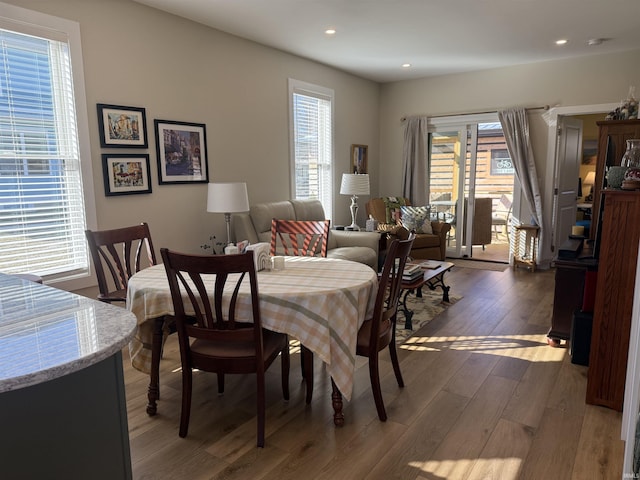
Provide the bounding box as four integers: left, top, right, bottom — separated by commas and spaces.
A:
379, 51, 640, 263
5, 0, 380, 265
5, 0, 640, 272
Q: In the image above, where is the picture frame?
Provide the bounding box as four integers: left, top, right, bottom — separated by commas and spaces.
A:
102, 154, 152, 196
97, 104, 148, 148
154, 119, 209, 184
582, 139, 598, 165
351, 144, 368, 174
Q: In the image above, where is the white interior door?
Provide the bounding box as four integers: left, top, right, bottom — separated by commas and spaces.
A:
553, 116, 583, 253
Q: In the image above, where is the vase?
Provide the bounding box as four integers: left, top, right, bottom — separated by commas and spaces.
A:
621, 139, 640, 168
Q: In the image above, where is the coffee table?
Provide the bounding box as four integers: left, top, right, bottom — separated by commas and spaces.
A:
399, 261, 454, 329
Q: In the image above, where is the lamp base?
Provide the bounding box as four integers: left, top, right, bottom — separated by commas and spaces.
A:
348, 195, 360, 231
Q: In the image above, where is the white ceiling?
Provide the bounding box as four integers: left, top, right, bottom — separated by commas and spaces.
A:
134, 0, 640, 83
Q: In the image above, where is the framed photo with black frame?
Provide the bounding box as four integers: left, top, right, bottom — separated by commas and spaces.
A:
154, 119, 209, 184
101, 153, 152, 196
97, 104, 148, 148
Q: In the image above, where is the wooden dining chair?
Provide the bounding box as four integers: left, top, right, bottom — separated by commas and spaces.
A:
269, 219, 330, 257
85, 222, 157, 304
357, 233, 415, 421
160, 248, 290, 447
269, 218, 330, 403
86, 222, 170, 416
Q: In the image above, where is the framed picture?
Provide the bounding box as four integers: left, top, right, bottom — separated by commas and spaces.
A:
102, 154, 152, 196
351, 144, 368, 174
582, 139, 598, 165
97, 104, 148, 148
154, 120, 209, 184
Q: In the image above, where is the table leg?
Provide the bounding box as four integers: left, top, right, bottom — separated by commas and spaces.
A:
399, 289, 414, 330
426, 270, 451, 303
331, 378, 344, 427
146, 316, 164, 416
301, 345, 314, 404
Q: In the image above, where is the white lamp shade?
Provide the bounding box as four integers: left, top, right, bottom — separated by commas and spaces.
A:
583, 171, 596, 186
340, 173, 370, 196
206, 182, 250, 213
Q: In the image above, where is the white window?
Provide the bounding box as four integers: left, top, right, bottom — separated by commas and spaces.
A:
288, 79, 334, 219
0, 3, 95, 288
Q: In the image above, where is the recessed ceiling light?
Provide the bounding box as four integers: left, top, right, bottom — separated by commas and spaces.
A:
588, 38, 604, 46
401, 63, 411, 68
556, 39, 568, 45
325, 28, 336, 35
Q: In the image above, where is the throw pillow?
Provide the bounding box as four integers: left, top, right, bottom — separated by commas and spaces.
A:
382, 196, 407, 224
401, 205, 433, 234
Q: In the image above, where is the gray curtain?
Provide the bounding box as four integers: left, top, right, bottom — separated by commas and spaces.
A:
401, 116, 429, 205
498, 108, 544, 255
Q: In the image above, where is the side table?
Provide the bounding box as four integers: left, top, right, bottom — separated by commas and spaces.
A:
513, 224, 539, 272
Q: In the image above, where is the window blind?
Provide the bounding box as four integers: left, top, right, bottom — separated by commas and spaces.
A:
0, 28, 88, 278
292, 89, 333, 218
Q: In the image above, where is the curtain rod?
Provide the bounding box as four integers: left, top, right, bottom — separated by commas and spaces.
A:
400, 105, 549, 122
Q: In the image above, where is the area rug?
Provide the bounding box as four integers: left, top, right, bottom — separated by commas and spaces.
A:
451, 258, 509, 272
395, 290, 461, 345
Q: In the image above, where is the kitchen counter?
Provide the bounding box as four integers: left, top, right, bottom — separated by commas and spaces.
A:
0, 273, 136, 392
0, 273, 137, 479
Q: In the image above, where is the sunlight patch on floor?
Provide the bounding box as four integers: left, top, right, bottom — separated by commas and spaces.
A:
412, 456, 523, 479
401, 334, 565, 361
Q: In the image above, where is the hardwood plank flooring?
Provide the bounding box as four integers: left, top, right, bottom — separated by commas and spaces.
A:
121, 265, 625, 479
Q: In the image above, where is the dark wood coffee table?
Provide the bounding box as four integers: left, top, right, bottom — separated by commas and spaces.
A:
399, 261, 454, 329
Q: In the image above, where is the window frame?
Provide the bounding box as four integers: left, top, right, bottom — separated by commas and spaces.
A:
288, 78, 335, 220
0, 2, 97, 291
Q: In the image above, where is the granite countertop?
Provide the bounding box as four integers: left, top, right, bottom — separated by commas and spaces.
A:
0, 273, 137, 393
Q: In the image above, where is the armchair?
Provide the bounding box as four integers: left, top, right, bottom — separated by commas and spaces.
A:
365, 197, 450, 261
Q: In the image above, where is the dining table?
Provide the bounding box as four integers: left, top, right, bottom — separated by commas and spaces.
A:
126, 255, 378, 425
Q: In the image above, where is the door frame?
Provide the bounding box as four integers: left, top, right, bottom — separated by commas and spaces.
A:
429, 113, 518, 260
544, 103, 617, 261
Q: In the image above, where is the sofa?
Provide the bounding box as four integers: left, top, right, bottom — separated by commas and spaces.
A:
233, 199, 379, 270
366, 197, 450, 261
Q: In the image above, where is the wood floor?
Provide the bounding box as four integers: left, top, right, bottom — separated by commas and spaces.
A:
122, 265, 625, 479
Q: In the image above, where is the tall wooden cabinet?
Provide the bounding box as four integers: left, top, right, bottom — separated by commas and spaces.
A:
591, 119, 640, 241
586, 190, 640, 410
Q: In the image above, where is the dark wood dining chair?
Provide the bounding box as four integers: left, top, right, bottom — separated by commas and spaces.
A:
269, 218, 330, 403
269, 218, 330, 257
85, 222, 168, 416
85, 222, 156, 304
357, 233, 415, 421
160, 248, 290, 447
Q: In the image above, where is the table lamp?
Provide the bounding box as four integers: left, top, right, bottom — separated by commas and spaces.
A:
206, 182, 250, 246
583, 171, 596, 200
340, 173, 370, 230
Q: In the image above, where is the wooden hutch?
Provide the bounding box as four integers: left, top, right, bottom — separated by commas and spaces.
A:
584, 118, 640, 411
590, 119, 640, 241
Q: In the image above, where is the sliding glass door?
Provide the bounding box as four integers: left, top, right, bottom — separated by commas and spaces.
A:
428, 117, 515, 261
